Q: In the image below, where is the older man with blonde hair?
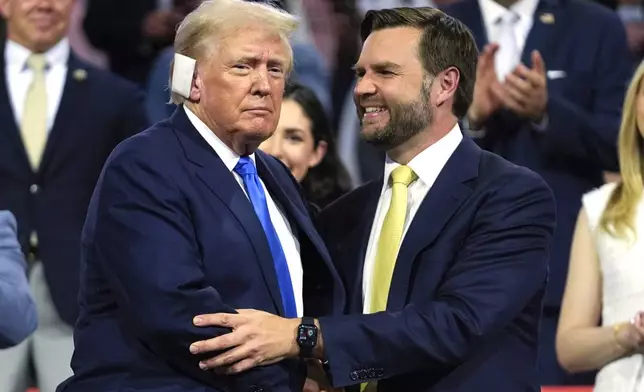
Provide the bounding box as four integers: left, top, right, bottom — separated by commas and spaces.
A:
56, 1, 345, 391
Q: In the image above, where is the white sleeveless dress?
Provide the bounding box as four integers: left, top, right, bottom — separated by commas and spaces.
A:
582, 183, 644, 391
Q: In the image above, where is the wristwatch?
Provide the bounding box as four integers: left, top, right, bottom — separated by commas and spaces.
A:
297, 317, 318, 358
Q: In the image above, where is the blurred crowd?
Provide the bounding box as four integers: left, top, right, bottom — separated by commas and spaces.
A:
1, 0, 644, 391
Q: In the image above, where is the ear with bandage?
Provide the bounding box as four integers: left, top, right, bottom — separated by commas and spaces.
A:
171, 53, 197, 99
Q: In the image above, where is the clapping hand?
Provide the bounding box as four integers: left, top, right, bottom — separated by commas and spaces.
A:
494, 50, 548, 122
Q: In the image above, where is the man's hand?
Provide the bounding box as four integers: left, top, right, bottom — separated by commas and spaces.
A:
468, 43, 504, 128
190, 309, 300, 373
495, 50, 548, 122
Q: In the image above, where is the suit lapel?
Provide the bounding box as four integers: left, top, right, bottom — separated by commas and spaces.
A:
344, 182, 381, 313
39, 54, 87, 173
386, 138, 481, 311
256, 154, 346, 310
171, 108, 286, 316
0, 50, 33, 172
520, 0, 565, 66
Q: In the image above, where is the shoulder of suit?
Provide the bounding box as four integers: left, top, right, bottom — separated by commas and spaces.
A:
71, 59, 142, 95
477, 149, 552, 194
566, 0, 624, 25
106, 120, 177, 167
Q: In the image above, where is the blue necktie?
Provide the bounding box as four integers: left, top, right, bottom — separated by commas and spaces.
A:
234, 156, 297, 318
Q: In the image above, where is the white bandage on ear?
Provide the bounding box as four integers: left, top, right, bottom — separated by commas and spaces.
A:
171, 53, 197, 99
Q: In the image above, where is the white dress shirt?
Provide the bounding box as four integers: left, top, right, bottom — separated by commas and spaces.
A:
5, 39, 69, 133
184, 106, 304, 317
362, 124, 463, 311
478, 0, 539, 79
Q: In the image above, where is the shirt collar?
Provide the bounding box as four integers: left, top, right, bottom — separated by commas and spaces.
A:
4, 38, 70, 71
381, 123, 463, 192
478, 0, 539, 27
183, 105, 256, 172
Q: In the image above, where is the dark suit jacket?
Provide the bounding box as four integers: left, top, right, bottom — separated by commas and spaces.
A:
0, 49, 148, 326
442, 0, 632, 310
317, 138, 556, 391
58, 108, 345, 392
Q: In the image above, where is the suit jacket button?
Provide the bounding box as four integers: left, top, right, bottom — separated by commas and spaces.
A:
376, 368, 384, 377
350, 371, 359, 381
358, 370, 368, 380
367, 368, 376, 378
29, 184, 39, 194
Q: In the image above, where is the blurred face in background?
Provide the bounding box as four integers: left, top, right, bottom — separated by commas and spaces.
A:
259, 99, 327, 182
2, 0, 75, 53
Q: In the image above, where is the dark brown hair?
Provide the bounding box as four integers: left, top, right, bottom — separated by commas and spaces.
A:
284, 82, 353, 209
360, 7, 478, 118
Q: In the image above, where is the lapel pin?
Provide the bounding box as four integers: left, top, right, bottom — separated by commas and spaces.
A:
73, 69, 87, 82
539, 13, 555, 24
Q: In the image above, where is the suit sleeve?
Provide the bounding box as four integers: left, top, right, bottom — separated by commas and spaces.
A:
318, 171, 556, 387
539, 14, 631, 172
0, 211, 37, 349
91, 149, 239, 387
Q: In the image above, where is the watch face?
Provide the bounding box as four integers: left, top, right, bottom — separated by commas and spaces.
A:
298, 325, 317, 347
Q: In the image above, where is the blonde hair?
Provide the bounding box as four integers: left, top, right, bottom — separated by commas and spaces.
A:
599, 61, 644, 240
169, 0, 299, 104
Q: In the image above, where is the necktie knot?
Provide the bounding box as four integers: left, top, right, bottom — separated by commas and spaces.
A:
390, 165, 417, 187
234, 156, 256, 177
26, 54, 47, 73
496, 11, 519, 26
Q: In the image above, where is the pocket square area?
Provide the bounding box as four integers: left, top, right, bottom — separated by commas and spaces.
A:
547, 70, 567, 79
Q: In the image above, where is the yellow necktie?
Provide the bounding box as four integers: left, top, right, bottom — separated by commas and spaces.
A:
370, 165, 417, 313
361, 165, 417, 392
21, 53, 48, 171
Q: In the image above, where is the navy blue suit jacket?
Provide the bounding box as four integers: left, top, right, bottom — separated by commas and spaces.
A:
58, 108, 345, 392
442, 0, 631, 309
0, 50, 148, 326
317, 138, 556, 391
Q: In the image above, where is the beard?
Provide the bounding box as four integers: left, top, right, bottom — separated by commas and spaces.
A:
359, 78, 433, 150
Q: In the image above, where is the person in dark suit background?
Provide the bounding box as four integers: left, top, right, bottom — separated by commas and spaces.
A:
57, 1, 344, 391
186, 7, 557, 392
0, 0, 148, 390
441, 0, 632, 385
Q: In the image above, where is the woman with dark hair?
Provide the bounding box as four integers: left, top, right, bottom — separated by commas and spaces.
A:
260, 82, 352, 209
